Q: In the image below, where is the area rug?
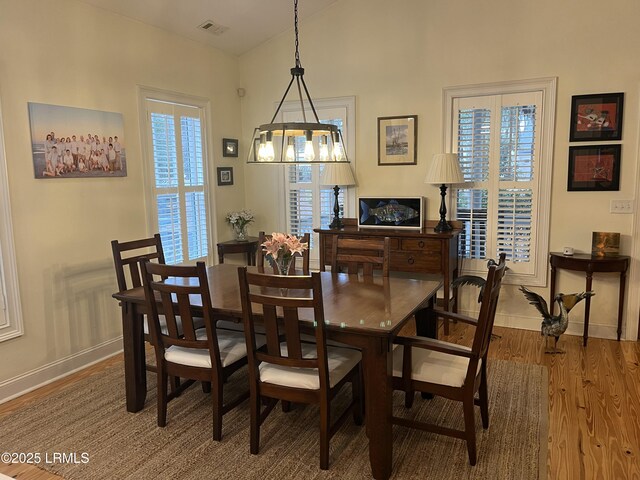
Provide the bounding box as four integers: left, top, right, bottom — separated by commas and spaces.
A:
0, 359, 547, 479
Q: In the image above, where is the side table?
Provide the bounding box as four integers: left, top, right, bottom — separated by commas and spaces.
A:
217, 237, 259, 266
549, 252, 630, 345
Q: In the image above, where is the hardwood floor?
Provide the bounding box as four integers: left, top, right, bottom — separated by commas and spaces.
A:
1, 326, 639, 479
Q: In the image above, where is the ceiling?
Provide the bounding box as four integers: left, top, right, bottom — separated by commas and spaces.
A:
77, 0, 340, 56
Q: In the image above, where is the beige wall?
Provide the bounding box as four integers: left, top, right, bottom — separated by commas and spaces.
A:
0, 0, 243, 385
239, 0, 640, 336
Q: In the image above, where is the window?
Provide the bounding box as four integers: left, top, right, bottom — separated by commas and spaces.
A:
281, 97, 356, 266
139, 90, 212, 265
444, 79, 556, 286
0, 100, 23, 342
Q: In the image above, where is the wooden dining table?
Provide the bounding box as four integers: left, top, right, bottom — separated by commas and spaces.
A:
112, 263, 442, 480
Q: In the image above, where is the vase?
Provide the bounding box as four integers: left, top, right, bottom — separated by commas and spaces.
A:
233, 223, 248, 241
274, 255, 293, 276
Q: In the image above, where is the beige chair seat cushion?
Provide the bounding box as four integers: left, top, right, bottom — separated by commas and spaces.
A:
164, 329, 265, 368
259, 342, 361, 390
392, 343, 481, 388
144, 315, 205, 336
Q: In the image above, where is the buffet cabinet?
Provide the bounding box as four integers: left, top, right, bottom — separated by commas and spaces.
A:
314, 226, 460, 313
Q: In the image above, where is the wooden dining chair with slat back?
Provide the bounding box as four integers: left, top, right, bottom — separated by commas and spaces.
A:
391, 253, 507, 465
141, 261, 259, 440
256, 231, 311, 275
330, 236, 390, 276
237, 267, 364, 470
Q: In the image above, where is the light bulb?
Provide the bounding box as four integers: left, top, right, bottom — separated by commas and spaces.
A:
319, 136, 329, 162
332, 141, 344, 162
257, 134, 266, 162
285, 138, 295, 162
304, 130, 315, 161
263, 131, 275, 162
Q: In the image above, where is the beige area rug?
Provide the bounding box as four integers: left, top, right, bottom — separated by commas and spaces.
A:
0, 359, 547, 480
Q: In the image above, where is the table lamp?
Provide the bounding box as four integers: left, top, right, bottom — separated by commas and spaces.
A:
424, 153, 463, 232
320, 162, 356, 229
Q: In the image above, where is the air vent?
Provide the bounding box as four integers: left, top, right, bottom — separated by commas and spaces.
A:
198, 20, 229, 36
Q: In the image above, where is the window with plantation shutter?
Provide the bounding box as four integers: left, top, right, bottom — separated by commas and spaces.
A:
144, 98, 210, 265
280, 98, 355, 266
445, 79, 556, 286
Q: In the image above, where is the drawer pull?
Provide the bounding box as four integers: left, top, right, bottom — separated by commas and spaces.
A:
408, 256, 415, 265
418, 240, 425, 248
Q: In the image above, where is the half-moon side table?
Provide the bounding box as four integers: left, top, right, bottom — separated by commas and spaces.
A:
217, 237, 259, 266
549, 252, 630, 345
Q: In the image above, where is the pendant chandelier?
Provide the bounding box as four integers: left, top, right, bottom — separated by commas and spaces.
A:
247, 0, 348, 164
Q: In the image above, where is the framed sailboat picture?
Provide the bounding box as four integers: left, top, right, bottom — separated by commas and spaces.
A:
377, 115, 417, 165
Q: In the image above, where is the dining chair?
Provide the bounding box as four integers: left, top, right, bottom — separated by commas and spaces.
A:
237, 267, 364, 470
256, 231, 311, 274
391, 253, 507, 465
330, 236, 390, 276
141, 261, 259, 440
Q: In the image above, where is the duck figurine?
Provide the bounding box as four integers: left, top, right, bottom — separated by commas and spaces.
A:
519, 286, 595, 354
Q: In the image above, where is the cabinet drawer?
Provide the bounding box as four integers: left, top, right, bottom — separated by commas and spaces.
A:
390, 252, 442, 273
400, 238, 441, 253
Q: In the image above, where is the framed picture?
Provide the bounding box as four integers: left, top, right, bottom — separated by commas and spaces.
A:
567, 144, 620, 191
28, 102, 127, 179
569, 92, 624, 141
591, 231, 620, 257
358, 197, 423, 229
222, 138, 238, 157
377, 115, 417, 165
217, 167, 234, 186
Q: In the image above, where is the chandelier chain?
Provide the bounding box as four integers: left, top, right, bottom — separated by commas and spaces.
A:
294, 0, 300, 67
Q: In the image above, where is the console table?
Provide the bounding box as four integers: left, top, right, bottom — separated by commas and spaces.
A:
549, 252, 630, 345
315, 226, 459, 334
216, 237, 259, 266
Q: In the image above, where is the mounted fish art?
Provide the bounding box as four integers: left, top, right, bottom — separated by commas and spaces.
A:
358, 197, 423, 229
520, 286, 595, 354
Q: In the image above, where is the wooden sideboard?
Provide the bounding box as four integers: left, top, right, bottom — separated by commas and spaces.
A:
315, 225, 460, 320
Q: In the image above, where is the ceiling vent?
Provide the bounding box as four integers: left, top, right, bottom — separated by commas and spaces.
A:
198, 20, 229, 36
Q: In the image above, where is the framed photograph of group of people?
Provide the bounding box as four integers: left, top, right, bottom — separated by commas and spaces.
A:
567, 93, 623, 192
28, 102, 126, 179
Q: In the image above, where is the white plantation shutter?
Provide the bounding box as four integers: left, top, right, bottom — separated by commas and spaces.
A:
448, 82, 553, 285
146, 100, 210, 265
281, 99, 355, 265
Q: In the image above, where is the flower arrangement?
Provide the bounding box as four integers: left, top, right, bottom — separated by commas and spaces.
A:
226, 210, 254, 241
261, 232, 309, 275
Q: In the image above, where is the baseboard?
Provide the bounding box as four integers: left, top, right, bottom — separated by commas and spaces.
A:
460, 309, 619, 340
0, 337, 123, 405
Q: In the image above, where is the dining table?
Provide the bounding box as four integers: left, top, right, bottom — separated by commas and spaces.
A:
112, 263, 442, 480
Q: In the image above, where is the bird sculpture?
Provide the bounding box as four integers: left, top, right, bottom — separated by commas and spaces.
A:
519, 286, 595, 353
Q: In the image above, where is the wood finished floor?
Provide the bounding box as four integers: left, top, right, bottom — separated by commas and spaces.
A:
1, 325, 639, 480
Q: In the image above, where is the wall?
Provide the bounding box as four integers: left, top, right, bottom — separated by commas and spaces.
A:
239, 0, 640, 338
0, 0, 243, 394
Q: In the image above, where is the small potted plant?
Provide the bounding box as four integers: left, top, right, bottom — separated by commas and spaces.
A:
226, 209, 254, 241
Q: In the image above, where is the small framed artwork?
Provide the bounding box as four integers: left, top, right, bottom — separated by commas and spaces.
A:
377, 115, 417, 165
222, 138, 239, 157
217, 167, 234, 186
569, 92, 624, 142
591, 231, 620, 257
567, 144, 621, 191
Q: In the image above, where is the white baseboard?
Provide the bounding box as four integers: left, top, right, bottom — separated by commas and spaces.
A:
461, 310, 619, 340
0, 337, 123, 405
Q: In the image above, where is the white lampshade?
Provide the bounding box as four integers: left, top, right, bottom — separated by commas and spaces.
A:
320, 162, 357, 186
424, 153, 463, 185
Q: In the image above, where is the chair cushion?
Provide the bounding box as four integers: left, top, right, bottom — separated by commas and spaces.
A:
392, 343, 481, 388
216, 319, 266, 334
164, 329, 265, 369
259, 342, 361, 390
144, 315, 205, 336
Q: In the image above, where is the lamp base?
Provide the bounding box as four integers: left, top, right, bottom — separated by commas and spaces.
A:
433, 219, 454, 233
433, 183, 453, 233
329, 185, 344, 229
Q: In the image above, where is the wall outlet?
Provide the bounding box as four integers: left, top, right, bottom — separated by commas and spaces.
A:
610, 199, 635, 214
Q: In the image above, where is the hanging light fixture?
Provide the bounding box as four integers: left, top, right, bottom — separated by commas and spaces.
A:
247, 0, 349, 164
